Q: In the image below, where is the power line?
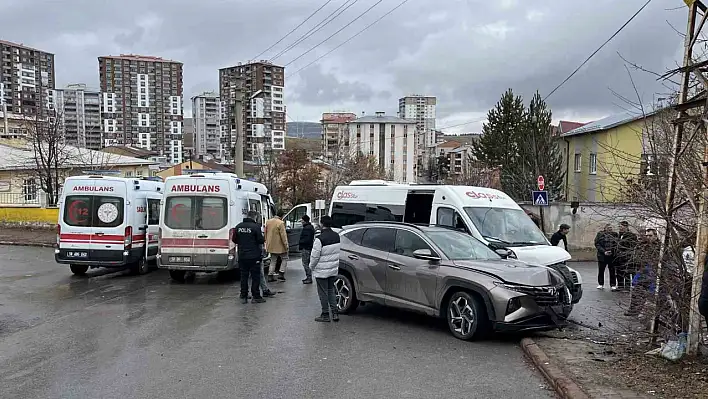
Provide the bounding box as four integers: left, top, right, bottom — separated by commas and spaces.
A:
251, 0, 335, 61
543, 0, 652, 101
269, 0, 360, 62
287, 0, 411, 78
284, 0, 385, 67
436, 116, 487, 131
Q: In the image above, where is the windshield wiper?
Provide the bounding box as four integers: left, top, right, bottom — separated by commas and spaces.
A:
482, 235, 511, 245
511, 241, 543, 245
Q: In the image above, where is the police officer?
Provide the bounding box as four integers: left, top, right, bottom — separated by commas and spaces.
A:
233, 210, 266, 304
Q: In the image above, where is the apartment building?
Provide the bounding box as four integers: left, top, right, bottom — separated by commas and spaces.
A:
398, 95, 437, 149
191, 91, 221, 157
98, 54, 184, 164
347, 112, 417, 183
321, 111, 357, 160
0, 40, 55, 120
219, 61, 285, 163
51, 84, 102, 150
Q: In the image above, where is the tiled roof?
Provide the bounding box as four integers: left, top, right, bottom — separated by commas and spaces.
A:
562, 111, 659, 137
0, 142, 155, 171
438, 140, 462, 148
558, 120, 588, 134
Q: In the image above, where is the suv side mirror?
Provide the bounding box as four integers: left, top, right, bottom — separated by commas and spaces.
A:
495, 248, 511, 258
413, 249, 441, 262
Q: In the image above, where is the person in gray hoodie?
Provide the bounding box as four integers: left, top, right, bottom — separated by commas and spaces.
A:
309, 215, 341, 322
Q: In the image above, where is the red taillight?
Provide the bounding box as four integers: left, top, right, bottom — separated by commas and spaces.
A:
124, 226, 133, 249
229, 228, 235, 255
56, 224, 60, 247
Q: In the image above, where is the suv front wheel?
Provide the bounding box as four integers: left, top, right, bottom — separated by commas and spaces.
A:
446, 291, 487, 340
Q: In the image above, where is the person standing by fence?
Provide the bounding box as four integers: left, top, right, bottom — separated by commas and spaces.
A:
595, 224, 618, 290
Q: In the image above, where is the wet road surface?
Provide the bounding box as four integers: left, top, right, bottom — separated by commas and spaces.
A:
0, 245, 552, 398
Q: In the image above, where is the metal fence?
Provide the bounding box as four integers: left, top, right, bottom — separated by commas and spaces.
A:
0, 192, 40, 206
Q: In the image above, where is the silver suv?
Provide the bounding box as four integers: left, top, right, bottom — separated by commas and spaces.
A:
334, 222, 573, 340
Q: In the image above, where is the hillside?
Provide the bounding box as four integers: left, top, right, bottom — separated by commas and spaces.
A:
287, 122, 321, 139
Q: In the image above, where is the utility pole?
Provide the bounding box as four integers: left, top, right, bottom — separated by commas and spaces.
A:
653, 0, 707, 355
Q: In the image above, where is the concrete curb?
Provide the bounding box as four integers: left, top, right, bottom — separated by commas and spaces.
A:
521, 337, 590, 399
0, 241, 54, 248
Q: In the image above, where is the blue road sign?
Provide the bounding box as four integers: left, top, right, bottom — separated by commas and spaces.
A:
532, 191, 548, 206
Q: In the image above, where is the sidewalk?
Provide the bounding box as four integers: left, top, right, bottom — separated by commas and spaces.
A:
532, 261, 708, 398
0, 227, 55, 247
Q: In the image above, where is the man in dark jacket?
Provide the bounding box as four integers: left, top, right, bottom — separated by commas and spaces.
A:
550, 224, 570, 250
614, 221, 638, 290
595, 224, 618, 290
299, 214, 316, 285
233, 210, 266, 304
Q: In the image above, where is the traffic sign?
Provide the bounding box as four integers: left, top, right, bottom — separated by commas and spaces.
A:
537, 175, 545, 191
532, 190, 548, 206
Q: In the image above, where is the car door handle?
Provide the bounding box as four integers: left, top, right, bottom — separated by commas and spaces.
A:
348, 255, 359, 260
388, 265, 401, 270
197, 235, 208, 239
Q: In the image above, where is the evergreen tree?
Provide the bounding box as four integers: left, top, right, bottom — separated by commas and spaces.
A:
472, 88, 526, 168
474, 89, 565, 202
504, 91, 565, 201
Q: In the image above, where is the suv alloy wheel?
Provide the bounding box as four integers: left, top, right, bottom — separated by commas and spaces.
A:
446, 291, 487, 340
334, 273, 359, 314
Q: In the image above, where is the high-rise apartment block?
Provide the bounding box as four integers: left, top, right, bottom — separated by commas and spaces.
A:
398, 95, 437, 149
98, 54, 184, 164
321, 111, 357, 160
191, 91, 221, 158
0, 40, 55, 119
347, 112, 417, 183
50, 84, 102, 149
219, 61, 285, 162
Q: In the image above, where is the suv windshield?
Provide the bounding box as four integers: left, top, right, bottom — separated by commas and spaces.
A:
464, 207, 547, 246
426, 229, 500, 260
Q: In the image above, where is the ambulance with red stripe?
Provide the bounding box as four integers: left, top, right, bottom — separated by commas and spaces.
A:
158, 172, 275, 282
55, 174, 164, 276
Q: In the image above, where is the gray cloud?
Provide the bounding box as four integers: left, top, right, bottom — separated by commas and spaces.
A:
0, 0, 689, 131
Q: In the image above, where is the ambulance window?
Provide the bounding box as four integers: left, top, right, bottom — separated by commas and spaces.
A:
63, 195, 124, 228
147, 199, 160, 225
64, 196, 92, 227
165, 197, 194, 230
198, 197, 227, 230
94, 197, 124, 228
249, 199, 262, 224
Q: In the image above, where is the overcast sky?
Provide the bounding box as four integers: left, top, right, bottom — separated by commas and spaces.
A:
0, 0, 687, 134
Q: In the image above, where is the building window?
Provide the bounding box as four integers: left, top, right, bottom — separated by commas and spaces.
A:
23, 178, 37, 202
589, 153, 597, 175
574, 154, 582, 173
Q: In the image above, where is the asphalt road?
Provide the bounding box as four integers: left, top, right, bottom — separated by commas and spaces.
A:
0, 245, 552, 399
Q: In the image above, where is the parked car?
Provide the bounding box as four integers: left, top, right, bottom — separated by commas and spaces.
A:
335, 222, 573, 340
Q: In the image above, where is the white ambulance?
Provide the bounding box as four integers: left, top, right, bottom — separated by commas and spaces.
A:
327, 180, 583, 303
55, 174, 164, 276
157, 172, 275, 282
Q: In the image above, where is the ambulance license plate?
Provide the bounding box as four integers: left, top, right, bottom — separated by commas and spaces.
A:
169, 256, 191, 263
68, 251, 88, 258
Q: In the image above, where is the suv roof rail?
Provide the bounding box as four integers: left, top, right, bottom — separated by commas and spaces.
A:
350, 221, 426, 230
